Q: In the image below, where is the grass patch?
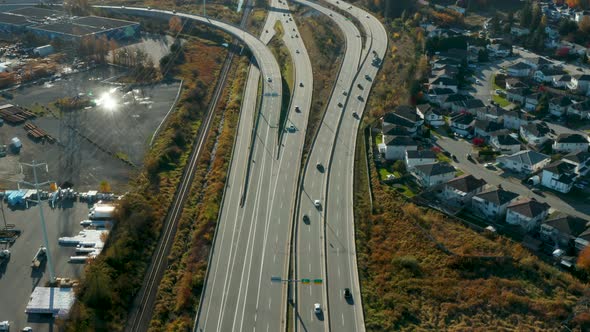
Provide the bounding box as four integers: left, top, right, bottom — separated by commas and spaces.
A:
378, 167, 394, 181
375, 132, 383, 145
493, 94, 511, 107
436, 152, 451, 163
269, 21, 293, 136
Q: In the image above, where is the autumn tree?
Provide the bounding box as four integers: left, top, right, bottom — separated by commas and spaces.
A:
99, 180, 111, 193
580, 16, 590, 34
578, 246, 590, 271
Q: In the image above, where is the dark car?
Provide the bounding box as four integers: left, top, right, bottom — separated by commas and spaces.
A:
357, 95, 364, 101
452, 154, 458, 161
302, 214, 310, 223
343, 288, 352, 299
357, 83, 363, 90
316, 162, 324, 172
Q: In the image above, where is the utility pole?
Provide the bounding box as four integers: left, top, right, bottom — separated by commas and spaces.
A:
20, 161, 56, 284
203, 0, 206, 17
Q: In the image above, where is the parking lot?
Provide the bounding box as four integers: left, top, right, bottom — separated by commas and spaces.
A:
0, 65, 181, 191
0, 199, 90, 331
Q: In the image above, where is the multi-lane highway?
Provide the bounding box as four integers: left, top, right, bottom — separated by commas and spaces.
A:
195, 0, 314, 330
293, 0, 387, 331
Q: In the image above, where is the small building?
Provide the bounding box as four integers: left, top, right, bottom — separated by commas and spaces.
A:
524, 93, 543, 112
474, 119, 504, 140
405, 150, 437, 170
476, 105, 506, 123
505, 78, 528, 90
426, 88, 455, 105
380, 135, 418, 161
506, 198, 550, 232
563, 150, 590, 176
567, 100, 590, 120
382, 105, 424, 137
519, 121, 550, 146
553, 74, 572, 88
449, 113, 474, 137
33, 45, 55, 57
440, 93, 473, 110
412, 162, 456, 187
0, 12, 32, 34
540, 213, 588, 249
507, 62, 533, 77
442, 174, 487, 207
506, 88, 532, 104
451, 99, 486, 115
25, 286, 75, 318
552, 133, 589, 153
489, 131, 521, 154
541, 160, 577, 193
430, 76, 458, 93
421, 105, 445, 127
471, 186, 519, 221
534, 67, 566, 83
503, 110, 530, 130
496, 150, 550, 174
575, 228, 590, 252
486, 43, 511, 57
549, 96, 574, 117
567, 74, 590, 93
523, 57, 554, 70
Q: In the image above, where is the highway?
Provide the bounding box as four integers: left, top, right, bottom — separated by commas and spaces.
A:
291, 0, 362, 330
293, 0, 387, 331
195, 0, 314, 330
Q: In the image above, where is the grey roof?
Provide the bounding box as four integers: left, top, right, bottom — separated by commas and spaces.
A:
525, 57, 553, 66
507, 198, 550, 218
563, 151, 590, 164
406, 150, 437, 159
474, 119, 503, 133
431, 77, 459, 86
494, 133, 521, 146
414, 162, 455, 176
416, 104, 433, 114
429, 88, 455, 95
549, 96, 573, 107
521, 121, 550, 137
505, 78, 528, 88
508, 62, 533, 70
459, 99, 486, 109
544, 160, 576, 175
446, 174, 487, 193
30, 23, 101, 36
474, 187, 519, 205
543, 213, 588, 237
384, 135, 418, 147
499, 150, 549, 166
72, 16, 138, 30
571, 100, 590, 112
382, 124, 410, 136
556, 74, 572, 82
450, 113, 474, 125
393, 105, 423, 122
555, 133, 588, 144
574, 74, 590, 81
0, 12, 30, 26
442, 94, 473, 103
8, 7, 64, 21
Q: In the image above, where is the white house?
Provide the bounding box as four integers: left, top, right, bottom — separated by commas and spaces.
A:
541, 160, 577, 193
520, 121, 550, 146
471, 186, 519, 221
567, 100, 590, 119
405, 150, 437, 170
451, 99, 486, 115
540, 213, 588, 249
430, 77, 459, 93
507, 62, 533, 77
486, 43, 511, 57
449, 113, 474, 137
549, 96, 574, 117
382, 105, 424, 137
442, 174, 487, 207
506, 198, 550, 232
421, 105, 445, 127
552, 133, 589, 153
496, 150, 550, 174
412, 162, 456, 187
380, 135, 418, 160
489, 131, 521, 154
473, 119, 503, 140
426, 88, 455, 105
563, 151, 590, 176
567, 74, 590, 93
503, 110, 530, 130
552, 74, 572, 88
523, 57, 553, 70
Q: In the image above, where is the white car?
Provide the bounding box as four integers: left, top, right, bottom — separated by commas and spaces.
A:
314, 200, 321, 208
314, 303, 322, 314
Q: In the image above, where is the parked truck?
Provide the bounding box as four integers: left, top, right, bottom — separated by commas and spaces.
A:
88, 204, 115, 220
31, 247, 46, 268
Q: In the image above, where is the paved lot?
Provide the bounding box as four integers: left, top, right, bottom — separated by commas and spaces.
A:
0, 65, 181, 191
434, 134, 590, 221
0, 199, 89, 332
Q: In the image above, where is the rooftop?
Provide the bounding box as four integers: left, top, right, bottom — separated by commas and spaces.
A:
384, 135, 417, 147
521, 121, 550, 137
0, 12, 30, 26
544, 160, 576, 175
555, 133, 589, 144
406, 150, 437, 159
30, 22, 102, 37
474, 187, 519, 205
72, 16, 138, 30
508, 198, 550, 218
498, 150, 549, 166
25, 287, 75, 318
446, 174, 487, 193
8, 7, 65, 21
414, 162, 456, 176
563, 150, 590, 164
543, 213, 588, 237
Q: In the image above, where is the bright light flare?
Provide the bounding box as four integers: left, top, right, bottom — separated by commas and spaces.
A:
96, 92, 118, 111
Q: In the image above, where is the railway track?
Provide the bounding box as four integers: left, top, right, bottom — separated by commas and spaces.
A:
124, 4, 253, 331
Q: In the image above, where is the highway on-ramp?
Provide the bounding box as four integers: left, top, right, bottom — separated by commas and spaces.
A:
195, 0, 314, 330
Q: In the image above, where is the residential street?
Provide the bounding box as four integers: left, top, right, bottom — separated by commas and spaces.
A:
434, 134, 590, 221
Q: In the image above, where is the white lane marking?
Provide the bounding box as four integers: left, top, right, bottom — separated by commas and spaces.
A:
309, 263, 311, 273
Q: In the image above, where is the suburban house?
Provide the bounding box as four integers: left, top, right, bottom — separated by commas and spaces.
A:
523, 57, 553, 70
476, 105, 506, 123
420, 105, 445, 127
496, 150, 550, 174
506, 88, 532, 104
510, 26, 530, 37
505, 78, 528, 90
451, 99, 486, 115
442, 174, 487, 207
506, 198, 551, 232
449, 113, 474, 137
549, 96, 574, 117
534, 67, 566, 83
427, 88, 455, 104
380, 135, 418, 160
552, 133, 589, 153
471, 186, 519, 221
440, 94, 473, 110
507, 62, 533, 77
563, 151, 590, 176
575, 228, 590, 252
486, 43, 511, 57
520, 121, 550, 146
540, 213, 588, 249
430, 77, 459, 93
381, 105, 424, 137
474, 119, 503, 139
567, 100, 590, 119
412, 162, 456, 187
552, 74, 572, 88
524, 93, 543, 111
541, 160, 577, 193
567, 74, 590, 93
503, 110, 530, 130
489, 131, 521, 154
405, 150, 437, 170
431, 67, 458, 79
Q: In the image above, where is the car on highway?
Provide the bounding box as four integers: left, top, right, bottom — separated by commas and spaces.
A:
343, 90, 348, 96
288, 124, 296, 132
352, 111, 359, 118
466, 153, 474, 162
316, 162, 324, 172
357, 95, 364, 101
267, 76, 272, 82
337, 102, 343, 107
475, 79, 480, 84
484, 163, 495, 169
147, 6, 152, 10
296, 49, 300, 54
314, 303, 322, 314
343, 288, 352, 300
302, 214, 310, 224
299, 81, 304, 87
357, 83, 363, 89
365, 74, 371, 81
366, 15, 369, 18
295, 105, 301, 113
314, 200, 321, 208
452, 154, 458, 161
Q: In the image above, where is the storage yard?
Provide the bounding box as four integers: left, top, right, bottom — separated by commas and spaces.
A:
0, 192, 116, 331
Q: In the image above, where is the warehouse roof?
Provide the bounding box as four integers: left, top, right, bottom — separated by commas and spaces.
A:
0, 12, 30, 26
30, 22, 102, 37
73, 16, 139, 30
8, 7, 65, 21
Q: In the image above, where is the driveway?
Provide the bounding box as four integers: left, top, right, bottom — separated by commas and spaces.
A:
433, 134, 590, 221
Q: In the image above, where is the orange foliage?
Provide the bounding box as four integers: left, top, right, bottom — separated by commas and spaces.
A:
577, 246, 590, 270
